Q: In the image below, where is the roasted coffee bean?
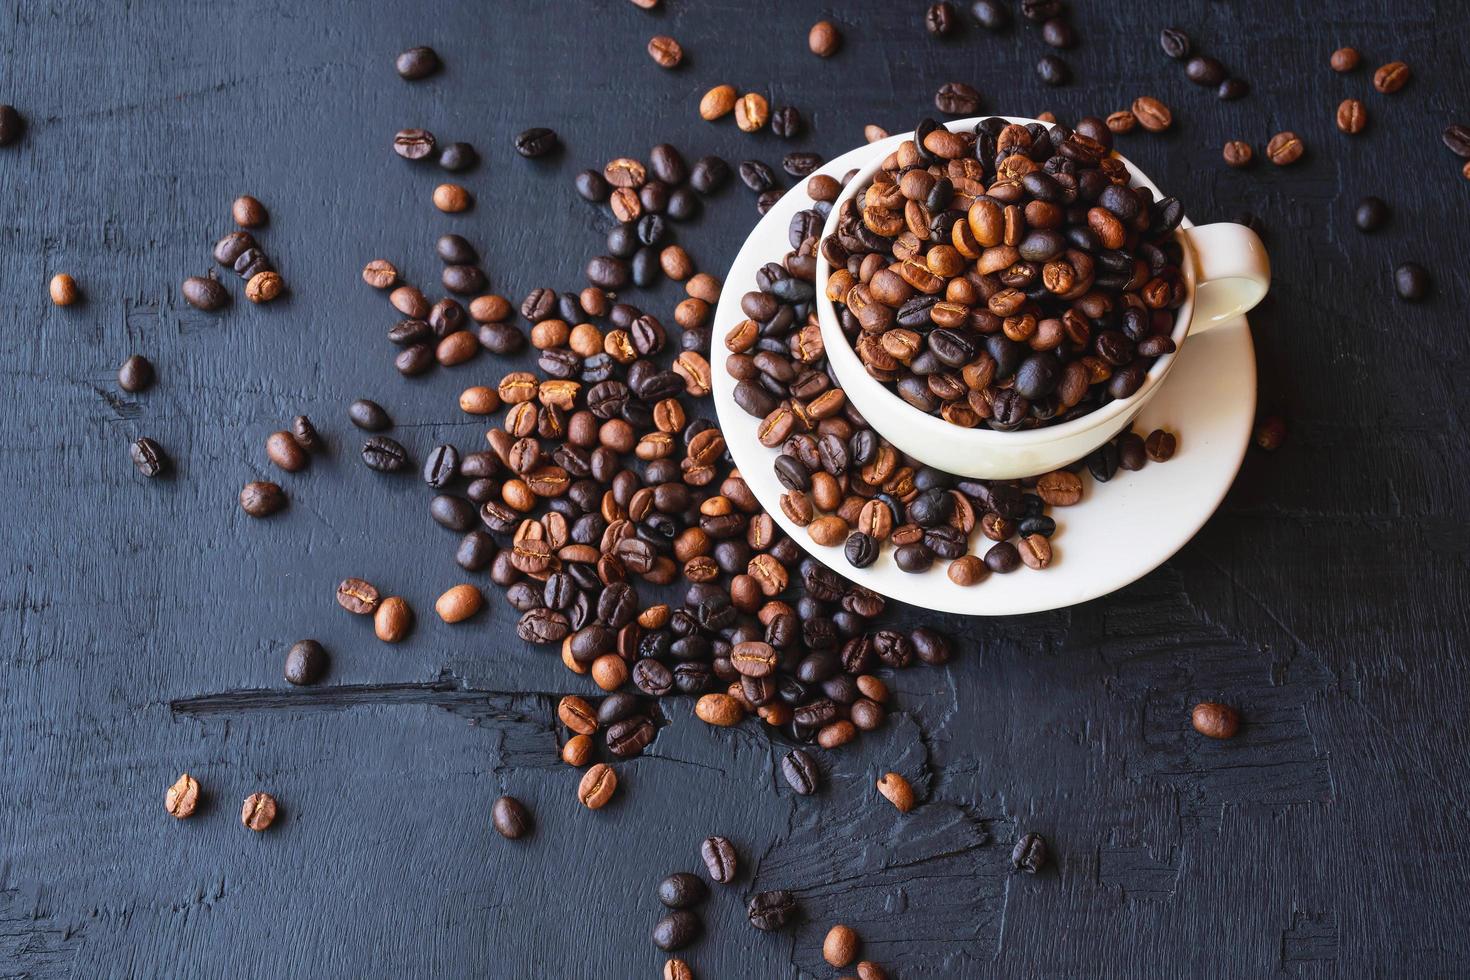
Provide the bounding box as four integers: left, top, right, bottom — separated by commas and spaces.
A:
1354, 196, 1389, 232
181, 275, 228, 311
783, 152, 823, 178
1337, 98, 1367, 134
577, 763, 617, 808
652, 911, 701, 952
361, 436, 409, 472
1041, 17, 1075, 48
658, 872, 709, 909
781, 749, 820, 795
291, 415, 323, 454
1331, 47, 1360, 72
492, 796, 532, 839
1222, 140, 1253, 168
348, 399, 391, 431
1255, 416, 1287, 451
808, 19, 841, 56
129, 440, 168, 478
1394, 262, 1430, 301
284, 640, 328, 685
1443, 125, 1470, 160
393, 128, 436, 160
970, 0, 1010, 30
515, 127, 559, 158
456, 531, 497, 571
876, 771, 915, 812
396, 46, 440, 80
266, 431, 307, 472
607, 716, 657, 757
1011, 832, 1047, 873
647, 35, 683, 68
690, 155, 730, 194
935, 82, 981, 115
1036, 55, 1069, 86
118, 355, 154, 393
1373, 61, 1409, 94
239, 480, 285, 516
336, 578, 380, 614
748, 890, 797, 931
925, 1, 958, 35
423, 444, 460, 488
241, 792, 278, 831
771, 105, 803, 139
1132, 97, 1172, 132
1266, 131, 1303, 165
439, 142, 478, 172
0, 104, 24, 146
1145, 429, 1177, 461
1191, 701, 1240, 738
1184, 55, 1226, 86
701, 836, 738, 882
374, 596, 413, 642
165, 773, 200, 819
1159, 26, 1190, 59
430, 495, 477, 531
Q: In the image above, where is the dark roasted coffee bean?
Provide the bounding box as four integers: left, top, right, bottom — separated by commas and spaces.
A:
1041, 17, 1075, 48
748, 890, 797, 931
348, 399, 391, 431
181, 275, 228, 311
1011, 832, 1048, 873
430, 494, 476, 531
514, 127, 559, 158
984, 541, 1020, 573
970, 0, 1010, 30
771, 105, 803, 139
361, 436, 409, 472
935, 82, 981, 115
652, 911, 702, 952
575, 169, 609, 202
690, 155, 730, 194
1185, 55, 1226, 86
239, 480, 285, 517
1354, 196, 1389, 232
1444, 124, 1470, 159
456, 531, 497, 571
659, 872, 709, 909
1159, 26, 1190, 59
701, 836, 738, 883
117, 354, 154, 393
213, 231, 256, 266
782, 749, 820, 795
129, 437, 168, 477
423, 444, 460, 487
1036, 54, 1069, 86
392, 127, 436, 160
783, 152, 823, 178
1217, 77, 1249, 100
438, 141, 478, 172
0, 104, 24, 146
395, 46, 440, 80
436, 233, 477, 265
607, 716, 656, 758
492, 796, 532, 839
284, 640, 328, 685
844, 532, 879, 568
739, 159, 776, 193
926, 1, 958, 35
1394, 262, 1430, 302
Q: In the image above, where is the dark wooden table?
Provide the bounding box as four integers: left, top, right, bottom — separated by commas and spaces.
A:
3, 0, 1466, 975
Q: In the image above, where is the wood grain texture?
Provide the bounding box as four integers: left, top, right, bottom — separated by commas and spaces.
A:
1, 0, 1467, 976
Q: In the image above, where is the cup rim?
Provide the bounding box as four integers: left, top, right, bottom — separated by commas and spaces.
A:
815, 115, 1198, 450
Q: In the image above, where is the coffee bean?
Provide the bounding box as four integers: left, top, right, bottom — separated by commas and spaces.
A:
695, 692, 743, 726
395, 46, 440, 80
1184, 55, 1226, 86
433, 183, 472, 212
1330, 47, 1359, 72
439, 142, 478, 172
1336, 98, 1367, 134
266, 431, 307, 473
1266, 132, 1304, 165
1442, 124, 1470, 159
747, 890, 797, 931
336, 578, 380, 615
241, 792, 278, 831
876, 771, 915, 812
690, 155, 730, 194
663, 960, 693, 980
118, 355, 154, 393
291, 416, 322, 453
735, 93, 769, 133
361, 436, 409, 472
1105, 110, 1136, 133
362, 259, 398, 289
423, 444, 460, 487
1131, 97, 1171, 132
1354, 196, 1389, 231
1011, 832, 1047, 872
1222, 140, 1253, 168
1373, 61, 1409, 93
771, 105, 803, 139
1254, 416, 1287, 451
165, 773, 200, 818
970, 0, 1010, 30
1191, 701, 1240, 738
515, 127, 559, 158
1017, 533, 1052, 569
47, 273, 78, 306
935, 82, 981, 115
239, 480, 285, 516
700, 836, 738, 882
1145, 429, 1176, 461
284, 640, 328, 685
658, 872, 709, 909
782, 151, 823, 178
232, 194, 267, 227
1158, 27, 1190, 59
1394, 262, 1430, 302
948, 554, 987, 585
824, 924, 860, 968
492, 795, 532, 839
647, 35, 682, 68
577, 762, 618, 808
699, 84, 737, 121
374, 596, 413, 642
0, 104, 24, 146
808, 20, 841, 57
1036, 55, 1069, 86
435, 583, 484, 623
925, 2, 958, 35
181, 275, 228, 311
1217, 78, 1248, 100
652, 911, 701, 951
781, 749, 819, 795
393, 127, 436, 161
984, 541, 1020, 573
1041, 17, 1075, 48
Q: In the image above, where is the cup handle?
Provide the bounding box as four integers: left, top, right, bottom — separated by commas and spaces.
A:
1182, 222, 1270, 332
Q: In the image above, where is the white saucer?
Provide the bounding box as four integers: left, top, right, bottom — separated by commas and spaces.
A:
710, 135, 1256, 616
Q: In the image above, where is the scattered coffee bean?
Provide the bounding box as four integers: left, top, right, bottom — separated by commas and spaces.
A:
284, 640, 328, 685
781, 749, 819, 795
362, 259, 398, 289
395, 46, 440, 80
265, 430, 307, 472
348, 399, 391, 431
747, 890, 797, 931
232, 195, 267, 227
241, 792, 278, 831
1041, 17, 1075, 49
658, 872, 708, 909
1011, 832, 1047, 872
492, 796, 532, 839
374, 596, 413, 642
699, 85, 736, 121
1158, 27, 1190, 60
1266, 131, 1304, 165
245, 270, 283, 303
439, 142, 478, 171
1394, 262, 1430, 302
433, 183, 472, 212
49, 273, 78, 306
239, 480, 285, 516
808, 20, 841, 57
1372, 61, 1409, 93
0, 104, 23, 145
1222, 140, 1253, 167
577, 762, 618, 808
1330, 47, 1360, 72
165, 773, 200, 819
824, 924, 860, 968
1254, 415, 1287, 451
925, 2, 958, 36
515, 127, 560, 158
1336, 98, 1367, 134
362, 436, 409, 472
1216, 78, 1248, 100
435, 583, 484, 623
652, 911, 702, 951
647, 35, 682, 68
876, 772, 915, 812
970, 0, 1010, 30
735, 93, 769, 133
701, 836, 738, 882
1036, 54, 1069, 86
181, 274, 228, 311
1191, 701, 1240, 739
118, 355, 155, 393
393, 127, 436, 160
1132, 96, 1172, 131
663, 960, 693, 980
935, 82, 982, 115
127, 437, 166, 478
1184, 55, 1226, 86
1442, 124, 1470, 160
1106, 110, 1136, 134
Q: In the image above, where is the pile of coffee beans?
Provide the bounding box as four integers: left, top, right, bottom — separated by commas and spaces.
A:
360, 252, 516, 377
823, 117, 1187, 433
724, 162, 1178, 579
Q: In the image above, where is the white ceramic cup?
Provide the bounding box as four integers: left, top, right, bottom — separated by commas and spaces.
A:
815, 116, 1270, 480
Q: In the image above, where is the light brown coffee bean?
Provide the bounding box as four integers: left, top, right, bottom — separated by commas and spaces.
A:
558, 695, 599, 735
1018, 533, 1052, 570
735, 93, 769, 133
265, 430, 307, 472
1191, 701, 1240, 739
699, 85, 736, 121
663, 960, 694, 980
948, 555, 987, 586
808, 19, 841, 56
807, 515, 849, 546
1131, 97, 1172, 132
1336, 98, 1367, 134
374, 596, 413, 642
245, 271, 283, 303
239, 480, 286, 518
1036, 470, 1083, 506
577, 763, 618, 809
856, 963, 888, 980
362, 258, 398, 289
876, 771, 915, 812
824, 924, 860, 967
562, 733, 593, 767
435, 583, 484, 623
49, 273, 79, 306
1372, 61, 1409, 93
166, 773, 200, 818
1105, 110, 1136, 134
232, 195, 267, 227
433, 183, 472, 212
1222, 140, 1253, 167
1330, 47, 1360, 72
459, 386, 500, 415
695, 693, 743, 726
647, 35, 682, 68
1266, 131, 1304, 165
241, 792, 277, 831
